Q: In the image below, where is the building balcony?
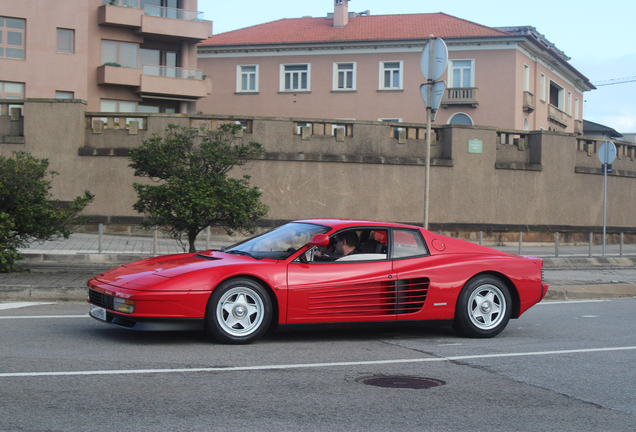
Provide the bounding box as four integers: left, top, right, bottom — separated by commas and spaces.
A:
97, 64, 211, 99
98, 4, 212, 42
523, 91, 535, 112
441, 87, 478, 108
548, 104, 569, 128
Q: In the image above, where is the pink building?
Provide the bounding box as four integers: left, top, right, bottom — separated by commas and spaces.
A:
0, 0, 212, 114
198, 0, 594, 133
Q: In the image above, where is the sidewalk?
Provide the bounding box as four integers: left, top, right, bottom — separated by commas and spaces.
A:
1, 232, 635, 302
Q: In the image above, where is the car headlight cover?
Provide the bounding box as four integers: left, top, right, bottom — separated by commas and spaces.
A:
113, 297, 135, 314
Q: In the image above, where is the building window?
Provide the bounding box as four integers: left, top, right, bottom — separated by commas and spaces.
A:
101, 40, 138, 68
448, 60, 474, 88
237, 65, 258, 92
380, 61, 402, 89
57, 29, 74, 54
567, 91, 572, 115
575, 97, 580, 120
549, 80, 565, 110
540, 74, 546, 101
56, 91, 74, 99
0, 17, 26, 59
334, 62, 356, 90
140, 48, 178, 77
0, 81, 24, 99
281, 64, 310, 91
523, 64, 530, 92
448, 112, 474, 126
523, 117, 529, 131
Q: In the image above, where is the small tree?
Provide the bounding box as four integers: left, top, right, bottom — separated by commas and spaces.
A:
0, 151, 94, 272
128, 123, 269, 253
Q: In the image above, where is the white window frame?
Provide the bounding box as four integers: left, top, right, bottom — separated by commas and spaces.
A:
0, 17, 26, 60
540, 74, 546, 102
523, 64, 530, 92
447, 112, 474, 126
448, 59, 475, 88
101, 40, 138, 68
575, 97, 580, 120
237, 64, 259, 93
333, 62, 356, 91
280, 64, 310, 92
567, 91, 572, 115
379, 61, 403, 90
55, 91, 74, 99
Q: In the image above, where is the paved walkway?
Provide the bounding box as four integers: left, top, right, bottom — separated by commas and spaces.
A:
2, 232, 635, 302
17, 232, 636, 259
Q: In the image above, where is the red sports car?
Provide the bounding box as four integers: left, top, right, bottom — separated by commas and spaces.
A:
87, 219, 548, 344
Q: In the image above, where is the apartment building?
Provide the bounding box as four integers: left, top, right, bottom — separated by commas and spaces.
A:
197, 0, 594, 133
0, 0, 212, 115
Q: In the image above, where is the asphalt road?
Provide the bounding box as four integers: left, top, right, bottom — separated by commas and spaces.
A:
1, 298, 635, 431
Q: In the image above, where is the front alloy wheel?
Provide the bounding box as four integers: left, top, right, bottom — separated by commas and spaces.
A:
454, 276, 512, 338
206, 279, 272, 344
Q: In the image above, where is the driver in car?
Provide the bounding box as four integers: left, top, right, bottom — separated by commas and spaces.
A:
315, 231, 359, 261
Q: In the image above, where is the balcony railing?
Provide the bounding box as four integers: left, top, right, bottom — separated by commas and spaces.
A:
144, 6, 203, 21
441, 87, 478, 107
548, 105, 569, 128
103, 1, 204, 20
523, 91, 535, 112
142, 65, 203, 80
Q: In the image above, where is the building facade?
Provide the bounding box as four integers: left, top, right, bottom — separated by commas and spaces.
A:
0, 0, 212, 114
197, 0, 593, 133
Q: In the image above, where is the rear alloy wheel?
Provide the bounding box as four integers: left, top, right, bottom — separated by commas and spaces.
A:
206, 279, 272, 344
453, 276, 512, 338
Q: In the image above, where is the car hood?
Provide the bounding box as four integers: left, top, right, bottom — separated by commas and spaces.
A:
91, 252, 251, 290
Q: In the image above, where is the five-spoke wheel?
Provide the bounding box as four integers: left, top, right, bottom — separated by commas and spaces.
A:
453, 275, 512, 338
206, 279, 272, 344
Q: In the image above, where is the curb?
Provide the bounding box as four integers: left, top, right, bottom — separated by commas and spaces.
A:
543, 283, 636, 300
0, 286, 87, 302
543, 257, 636, 267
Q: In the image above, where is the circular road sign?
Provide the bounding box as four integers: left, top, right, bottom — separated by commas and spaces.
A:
421, 38, 448, 82
598, 140, 617, 164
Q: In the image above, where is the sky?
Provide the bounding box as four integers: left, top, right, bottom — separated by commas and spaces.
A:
198, 0, 636, 134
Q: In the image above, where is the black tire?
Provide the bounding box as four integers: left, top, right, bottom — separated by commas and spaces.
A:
205, 278, 272, 344
453, 275, 512, 338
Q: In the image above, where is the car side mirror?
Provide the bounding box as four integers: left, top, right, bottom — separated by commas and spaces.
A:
308, 234, 330, 247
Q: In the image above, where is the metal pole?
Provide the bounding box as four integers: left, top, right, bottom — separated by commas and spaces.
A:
518, 231, 523, 255
153, 226, 158, 255
423, 35, 435, 230
205, 226, 210, 250
98, 223, 103, 254
555, 232, 559, 258
589, 232, 593, 257
479, 231, 483, 246
603, 161, 608, 256
620, 232, 624, 257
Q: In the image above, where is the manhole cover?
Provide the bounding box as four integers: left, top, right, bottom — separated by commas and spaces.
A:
357, 376, 445, 389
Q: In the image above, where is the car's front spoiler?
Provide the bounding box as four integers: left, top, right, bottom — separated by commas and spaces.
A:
89, 311, 204, 332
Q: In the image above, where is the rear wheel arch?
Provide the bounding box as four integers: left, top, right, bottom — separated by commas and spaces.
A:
468, 271, 520, 319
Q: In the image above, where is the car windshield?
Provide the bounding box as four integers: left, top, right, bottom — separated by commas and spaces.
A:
226, 222, 330, 260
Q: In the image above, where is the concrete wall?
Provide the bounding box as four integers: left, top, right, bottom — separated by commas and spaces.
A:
2, 100, 635, 233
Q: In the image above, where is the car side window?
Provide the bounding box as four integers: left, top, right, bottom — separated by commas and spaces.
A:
391, 229, 429, 259
307, 229, 389, 262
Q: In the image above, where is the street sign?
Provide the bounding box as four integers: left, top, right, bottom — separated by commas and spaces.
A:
420, 38, 448, 82
598, 140, 616, 164
420, 81, 446, 111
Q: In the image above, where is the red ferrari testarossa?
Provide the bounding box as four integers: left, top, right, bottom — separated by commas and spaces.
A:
87, 219, 548, 344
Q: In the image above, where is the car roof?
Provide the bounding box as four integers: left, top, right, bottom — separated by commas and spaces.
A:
294, 219, 423, 231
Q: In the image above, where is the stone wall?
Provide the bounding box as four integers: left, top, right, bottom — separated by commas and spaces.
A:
1, 99, 635, 234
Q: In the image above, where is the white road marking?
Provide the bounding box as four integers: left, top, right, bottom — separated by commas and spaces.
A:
0, 315, 87, 319
2, 345, 635, 378
0, 302, 55, 310
538, 299, 611, 305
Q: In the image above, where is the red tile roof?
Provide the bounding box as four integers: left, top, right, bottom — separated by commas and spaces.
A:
200, 13, 511, 47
